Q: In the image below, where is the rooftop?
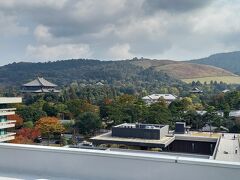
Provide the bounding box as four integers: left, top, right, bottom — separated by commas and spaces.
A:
23, 77, 57, 87
0, 143, 240, 180
142, 94, 177, 101
91, 132, 175, 148
0, 97, 22, 104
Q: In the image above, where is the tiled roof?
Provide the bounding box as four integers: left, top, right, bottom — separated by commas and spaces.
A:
23, 77, 57, 87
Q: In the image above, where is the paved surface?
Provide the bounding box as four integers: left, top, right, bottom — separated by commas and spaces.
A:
215, 133, 240, 162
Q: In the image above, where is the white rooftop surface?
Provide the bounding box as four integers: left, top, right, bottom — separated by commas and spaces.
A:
215, 134, 240, 162
0, 143, 240, 180
229, 110, 240, 117
0, 97, 22, 104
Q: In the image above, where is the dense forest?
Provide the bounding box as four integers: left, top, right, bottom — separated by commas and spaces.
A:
0, 59, 179, 86
0, 59, 185, 96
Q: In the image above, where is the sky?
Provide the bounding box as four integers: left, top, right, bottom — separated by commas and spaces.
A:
0, 0, 240, 65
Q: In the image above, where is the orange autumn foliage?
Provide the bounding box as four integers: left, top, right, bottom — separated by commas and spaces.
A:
11, 128, 41, 144
35, 117, 65, 137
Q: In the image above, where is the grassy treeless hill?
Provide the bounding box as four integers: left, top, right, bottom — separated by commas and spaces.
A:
131, 59, 240, 84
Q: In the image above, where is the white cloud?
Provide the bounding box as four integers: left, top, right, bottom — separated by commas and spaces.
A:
0, 0, 240, 63
34, 24, 52, 43
0, 0, 67, 9
26, 43, 92, 60
0, 12, 28, 36
107, 43, 134, 60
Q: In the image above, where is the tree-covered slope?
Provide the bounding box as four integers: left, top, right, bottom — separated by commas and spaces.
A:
0, 59, 181, 88
190, 51, 240, 74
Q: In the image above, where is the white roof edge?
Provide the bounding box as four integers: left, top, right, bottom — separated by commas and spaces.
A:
0, 143, 240, 168
0, 97, 22, 104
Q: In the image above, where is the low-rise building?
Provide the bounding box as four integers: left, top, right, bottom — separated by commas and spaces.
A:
142, 94, 177, 105
0, 97, 22, 142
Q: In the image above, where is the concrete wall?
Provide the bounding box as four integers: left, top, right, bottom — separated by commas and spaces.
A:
112, 126, 161, 139
0, 143, 240, 180
160, 125, 169, 139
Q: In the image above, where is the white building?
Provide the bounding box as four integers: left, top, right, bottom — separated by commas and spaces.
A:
229, 110, 240, 118
0, 97, 22, 142
142, 94, 177, 105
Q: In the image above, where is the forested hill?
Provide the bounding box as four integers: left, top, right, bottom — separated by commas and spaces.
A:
190, 51, 240, 74
0, 59, 181, 88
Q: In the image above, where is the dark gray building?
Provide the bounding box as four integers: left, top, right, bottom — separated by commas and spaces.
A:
112, 123, 169, 140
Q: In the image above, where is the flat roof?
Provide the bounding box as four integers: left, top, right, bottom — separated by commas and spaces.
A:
91, 132, 175, 148
0, 143, 240, 180
0, 97, 22, 104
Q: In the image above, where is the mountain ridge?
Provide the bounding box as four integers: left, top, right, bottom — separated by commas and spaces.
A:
189, 51, 240, 74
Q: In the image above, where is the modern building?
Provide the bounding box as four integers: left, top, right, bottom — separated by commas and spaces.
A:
0, 97, 22, 142
21, 77, 60, 93
91, 122, 239, 159
91, 123, 173, 148
142, 94, 177, 105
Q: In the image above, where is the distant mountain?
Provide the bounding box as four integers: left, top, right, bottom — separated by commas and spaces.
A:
0, 57, 239, 89
190, 51, 240, 74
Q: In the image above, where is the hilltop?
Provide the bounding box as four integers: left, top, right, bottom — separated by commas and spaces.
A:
0, 59, 181, 89
131, 59, 240, 83
0, 56, 240, 89
190, 51, 240, 74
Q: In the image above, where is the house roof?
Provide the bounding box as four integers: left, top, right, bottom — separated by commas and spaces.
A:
190, 88, 203, 93
23, 77, 58, 87
229, 110, 240, 117
222, 89, 230, 93
142, 94, 177, 101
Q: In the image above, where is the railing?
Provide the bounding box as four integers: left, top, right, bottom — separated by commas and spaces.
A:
0, 120, 16, 129
212, 136, 221, 160
0, 108, 16, 116
0, 132, 16, 142
238, 135, 240, 147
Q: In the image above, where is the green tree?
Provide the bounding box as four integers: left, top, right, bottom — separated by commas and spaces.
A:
145, 100, 172, 125
75, 112, 101, 135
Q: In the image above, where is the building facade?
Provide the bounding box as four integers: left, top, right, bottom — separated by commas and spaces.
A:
0, 97, 22, 142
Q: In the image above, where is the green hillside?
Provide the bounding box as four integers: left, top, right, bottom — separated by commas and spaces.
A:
190, 51, 240, 74
0, 59, 182, 92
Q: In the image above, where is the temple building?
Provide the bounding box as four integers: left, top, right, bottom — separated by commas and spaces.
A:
21, 77, 60, 93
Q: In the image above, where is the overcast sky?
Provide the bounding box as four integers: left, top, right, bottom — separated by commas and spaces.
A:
0, 0, 240, 65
